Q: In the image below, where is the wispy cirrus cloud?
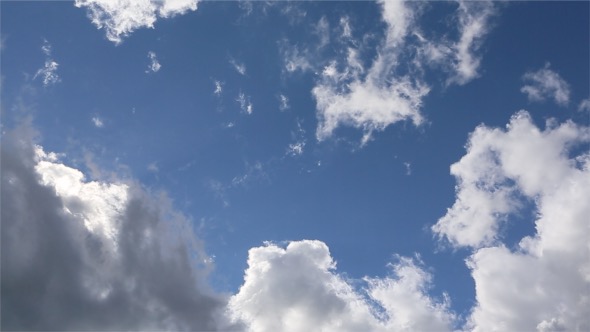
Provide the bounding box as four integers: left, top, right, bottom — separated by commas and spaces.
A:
75, 0, 199, 44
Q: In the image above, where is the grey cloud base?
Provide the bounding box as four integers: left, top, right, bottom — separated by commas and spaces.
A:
1, 123, 232, 331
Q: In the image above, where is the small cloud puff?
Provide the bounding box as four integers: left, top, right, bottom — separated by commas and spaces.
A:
229, 58, 246, 75
236, 92, 253, 115
91, 116, 104, 128
278, 94, 289, 111
214, 80, 223, 96
146, 51, 161, 73
521, 63, 570, 106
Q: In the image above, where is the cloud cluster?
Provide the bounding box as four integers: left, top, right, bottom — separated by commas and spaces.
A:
75, 0, 199, 44
229, 240, 456, 332
433, 111, 590, 330
311, 0, 497, 144
521, 63, 571, 106
1, 121, 233, 331
34, 40, 60, 86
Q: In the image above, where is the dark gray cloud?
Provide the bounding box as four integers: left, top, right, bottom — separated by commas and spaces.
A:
1, 122, 237, 331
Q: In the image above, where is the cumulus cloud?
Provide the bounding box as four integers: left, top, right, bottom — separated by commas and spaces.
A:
1, 121, 234, 331
34, 40, 60, 86
74, 0, 199, 44
312, 0, 429, 145
433, 111, 590, 330
521, 63, 571, 106
229, 240, 456, 332
145, 51, 161, 73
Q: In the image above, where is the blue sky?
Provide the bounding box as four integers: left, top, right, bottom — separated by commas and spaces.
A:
2, 1, 589, 331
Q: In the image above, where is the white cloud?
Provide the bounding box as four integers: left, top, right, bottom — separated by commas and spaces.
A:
214, 80, 223, 96
146, 51, 161, 73
286, 119, 306, 157
1, 122, 236, 331
312, 0, 429, 145
403, 162, 412, 176
91, 116, 104, 128
339, 16, 352, 39
34, 40, 60, 87
236, 92, 253, 115
279, 40, 313, 74
578, 98, 590, 112
286, 142, 305, 157
278, 94, 289, 111
229, 240, 455, 332
521, 64, 571, 106
446, 0, 496, 86
433, 111, 590, 330
314, 16, 330, 48
230, 58, 247, 75
74, 0, 198, 44
41, 39, 52, 56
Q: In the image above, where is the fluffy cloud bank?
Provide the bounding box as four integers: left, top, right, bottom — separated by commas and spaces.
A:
1, 121, 233, 331
434, 111, 590, 331
75, 0, 199, 44
228, 240, 456, 332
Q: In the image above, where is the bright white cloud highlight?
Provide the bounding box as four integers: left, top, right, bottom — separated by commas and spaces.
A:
521, 63, 571, 106
74, 0, 199, 44
433, 111, 590, 331
146, 51, 161, 73
229, 240, 456, 332
34, 40, 60, 86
